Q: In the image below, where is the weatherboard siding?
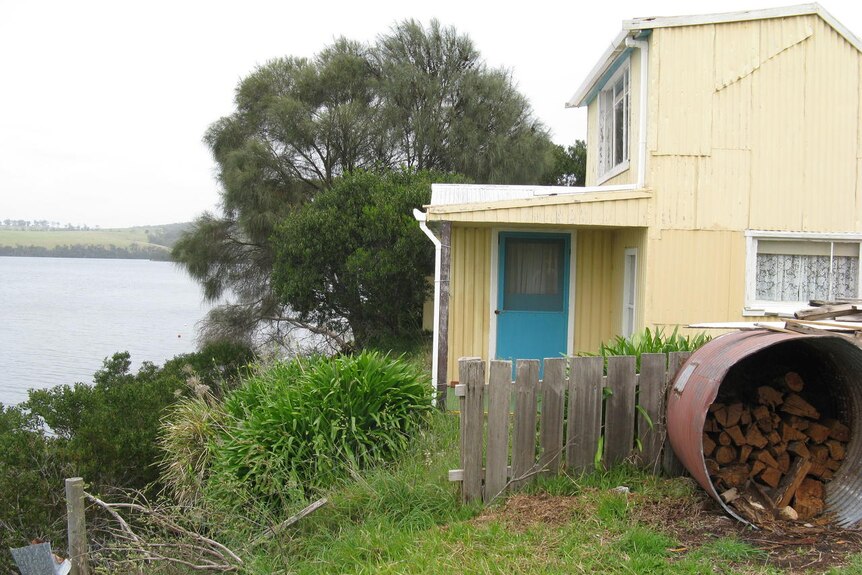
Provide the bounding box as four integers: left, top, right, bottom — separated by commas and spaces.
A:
447, 226, 491, 382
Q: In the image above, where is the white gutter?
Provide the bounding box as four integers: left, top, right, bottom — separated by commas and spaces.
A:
625, 36, 649, 188
413, 208, 440, 397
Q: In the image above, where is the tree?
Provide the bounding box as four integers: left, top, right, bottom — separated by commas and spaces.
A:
174, 20, 554, 348
271, 170, 462, 348
541, 140, 587, 187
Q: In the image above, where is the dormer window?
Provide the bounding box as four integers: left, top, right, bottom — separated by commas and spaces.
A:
598, 60, 630, 182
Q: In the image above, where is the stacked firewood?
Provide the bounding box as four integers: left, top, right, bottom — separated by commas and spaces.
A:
702, 371, 850, 524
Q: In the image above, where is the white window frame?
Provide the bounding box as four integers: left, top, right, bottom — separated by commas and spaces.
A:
622, 248, 638, 337
744, 230, 862, 316
597, 58, 631, 184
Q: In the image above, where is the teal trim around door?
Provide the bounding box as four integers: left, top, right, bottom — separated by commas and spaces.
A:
496, 232, 570, 371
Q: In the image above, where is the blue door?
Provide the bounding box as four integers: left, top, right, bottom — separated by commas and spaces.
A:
496, 232, 570, 369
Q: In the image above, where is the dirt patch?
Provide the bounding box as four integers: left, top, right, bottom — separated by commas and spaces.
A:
474, 482, 862, 573
472, 493, 584, 532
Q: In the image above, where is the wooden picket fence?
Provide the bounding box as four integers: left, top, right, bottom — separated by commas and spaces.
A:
449, 352, 691, 504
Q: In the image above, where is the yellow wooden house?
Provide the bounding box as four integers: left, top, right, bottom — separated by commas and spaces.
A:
416, 4, 862, 387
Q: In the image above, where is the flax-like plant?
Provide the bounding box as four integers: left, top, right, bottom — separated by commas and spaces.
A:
594, 326, 711, 373
210, 351, 432, 509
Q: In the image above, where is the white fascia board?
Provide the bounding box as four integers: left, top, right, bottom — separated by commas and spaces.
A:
566, 29, 630, 108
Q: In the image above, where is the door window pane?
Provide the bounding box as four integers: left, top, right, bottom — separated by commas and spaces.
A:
504, 238, 565, 311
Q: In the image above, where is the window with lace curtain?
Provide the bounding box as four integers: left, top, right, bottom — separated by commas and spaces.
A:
745, 232, 862, 314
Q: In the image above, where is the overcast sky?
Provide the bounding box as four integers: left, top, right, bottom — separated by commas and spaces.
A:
1, 1, 860, 228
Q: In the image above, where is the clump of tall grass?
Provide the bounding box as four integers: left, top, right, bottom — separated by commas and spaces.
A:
209, 350, 432, 510
593, 327, 711, 372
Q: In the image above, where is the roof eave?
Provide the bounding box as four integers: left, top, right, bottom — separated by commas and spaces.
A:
567, 3, 862, 110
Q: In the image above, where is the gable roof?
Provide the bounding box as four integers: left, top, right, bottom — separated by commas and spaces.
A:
567, 3, 862, 108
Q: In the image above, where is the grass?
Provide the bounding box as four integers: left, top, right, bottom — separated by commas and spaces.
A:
209, 411, 862, 575
0, 229, 163, 249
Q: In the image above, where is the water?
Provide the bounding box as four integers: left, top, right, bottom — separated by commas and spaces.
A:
0, 257, 211, 405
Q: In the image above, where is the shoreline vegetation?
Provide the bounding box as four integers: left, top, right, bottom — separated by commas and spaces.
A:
0, 222, 188, 260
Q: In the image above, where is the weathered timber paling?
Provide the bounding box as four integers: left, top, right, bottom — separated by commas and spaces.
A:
568, 356, 604, 473
485, 360, 511, 503
458, 358, 484, 504
636, 353, 667, 470
604, 355, 637, 466
451, 353, 689, 504
511, 360, 539, 489
538, 357, 566, 475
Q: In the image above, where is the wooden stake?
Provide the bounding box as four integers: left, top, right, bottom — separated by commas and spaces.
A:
66, 477, 90, 575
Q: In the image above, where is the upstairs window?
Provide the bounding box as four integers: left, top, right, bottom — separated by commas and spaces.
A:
598, 60, 630, 182
745, 232, 862, 315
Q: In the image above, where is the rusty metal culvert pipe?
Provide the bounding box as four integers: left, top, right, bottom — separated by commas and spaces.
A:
667, 330, 862, 527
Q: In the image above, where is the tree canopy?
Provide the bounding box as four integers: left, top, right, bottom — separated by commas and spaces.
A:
272, 170, 463, 348
174, 19, 556, 349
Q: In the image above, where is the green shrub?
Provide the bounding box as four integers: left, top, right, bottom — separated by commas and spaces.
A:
210, 351, 432, 509
0, 405, 70, 570
594, 327, 711, 372
23, 342, 253, 491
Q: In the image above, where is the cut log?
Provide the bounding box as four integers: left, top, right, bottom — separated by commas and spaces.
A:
767, 431, 782, 446
715, 464, 751, 487
824, 418, 851, 442
810, 444, 830, 463
805, 423, 831, 444
781, 394, 820, 419
704, 418, 720, 433
757, 417, 775, 434
826, 458, 842, 472
757, 386, 784, 408
770, 441, 787, 456
708, 402, 725, 413
752, 405, 771, 422
715, 445, 738, 465
758, 467, 782, 489
784, 372, 805, 393
726, 425, 746, 446
774, 457, 812, 508
739, 445, 753, 463
714, 406, 729, 428
753, 449, 779, 469
750, 460, 766, 478
725, 403, 744, 428
826, 439, 846, 461
718, 431, 732, 446
721, 487, 740, 503
745, 425, 769, 449
808, 462, 834, 480
740, 408, 752, 426
780, 422, 808, 443
787, 441, 811, 459
794, 478, 825, 520
784, 414, 810, 431
703, 433, 717, 457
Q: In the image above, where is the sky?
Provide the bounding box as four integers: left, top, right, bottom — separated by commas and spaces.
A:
1, 1, 861, 228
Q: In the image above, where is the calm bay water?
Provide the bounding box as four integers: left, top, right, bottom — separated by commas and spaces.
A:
0, 257, 211, 405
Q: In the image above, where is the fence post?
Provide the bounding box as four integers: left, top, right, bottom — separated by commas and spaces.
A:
65, 477, 90, 575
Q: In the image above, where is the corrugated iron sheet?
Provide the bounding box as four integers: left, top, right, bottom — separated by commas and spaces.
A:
667, 330, 862, 526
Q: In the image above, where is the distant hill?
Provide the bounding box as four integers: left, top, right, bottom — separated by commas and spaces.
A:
0, 222, 191, 260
